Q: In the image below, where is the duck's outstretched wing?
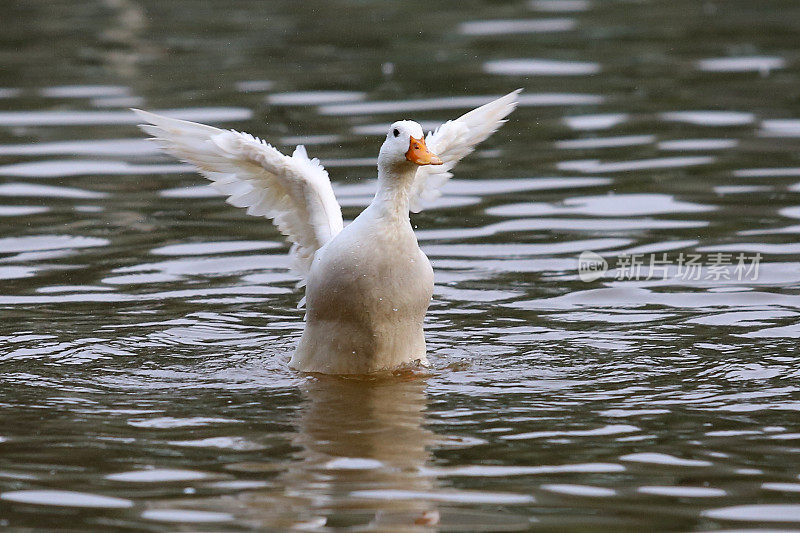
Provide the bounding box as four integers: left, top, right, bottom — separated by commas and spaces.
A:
134, 109, 343, 279
409, 90, 521, 213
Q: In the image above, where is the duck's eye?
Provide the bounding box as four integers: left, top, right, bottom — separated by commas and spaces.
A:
393, 128, 400, 138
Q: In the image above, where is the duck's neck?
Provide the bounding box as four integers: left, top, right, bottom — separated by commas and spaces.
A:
371, 161, 418, 220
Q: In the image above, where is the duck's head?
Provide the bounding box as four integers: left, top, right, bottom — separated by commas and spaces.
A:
379, 120, 443, 169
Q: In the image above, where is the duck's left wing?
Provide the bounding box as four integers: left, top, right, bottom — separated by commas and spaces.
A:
133, 110, 343, 280
408, 89, 521, 213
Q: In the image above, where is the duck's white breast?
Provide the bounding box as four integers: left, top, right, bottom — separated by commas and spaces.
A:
290, 207, 433, 373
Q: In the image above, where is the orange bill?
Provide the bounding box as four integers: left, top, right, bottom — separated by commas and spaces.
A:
406, 136, 443, 166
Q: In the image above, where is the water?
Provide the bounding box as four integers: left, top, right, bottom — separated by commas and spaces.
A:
2, 0, 800, 530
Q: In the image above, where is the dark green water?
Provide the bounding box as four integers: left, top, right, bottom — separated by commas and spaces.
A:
2, 0, 800, 530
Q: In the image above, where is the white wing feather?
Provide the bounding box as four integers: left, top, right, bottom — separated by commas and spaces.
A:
133, 109, 343, 280
409, 89, 521, 213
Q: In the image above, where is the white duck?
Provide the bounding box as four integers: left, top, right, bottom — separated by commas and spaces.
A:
134, 90, 519, 374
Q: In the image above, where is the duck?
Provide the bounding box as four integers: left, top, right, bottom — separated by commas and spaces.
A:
134, 89, 520, 374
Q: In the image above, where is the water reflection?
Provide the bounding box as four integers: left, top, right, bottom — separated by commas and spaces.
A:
229, 377, 440, 530
459, 19, 577, 36
286, 376, 437, 530
97, 0, 149, 79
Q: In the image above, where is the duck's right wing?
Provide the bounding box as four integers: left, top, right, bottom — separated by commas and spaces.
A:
409, 90, 520, 213
134, 110, 343, 280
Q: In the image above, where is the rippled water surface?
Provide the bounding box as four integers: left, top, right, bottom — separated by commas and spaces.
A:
3, 0, 800, 530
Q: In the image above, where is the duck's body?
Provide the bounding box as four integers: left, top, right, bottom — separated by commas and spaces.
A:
293, 189, 433, 373
135, 90, 518, 374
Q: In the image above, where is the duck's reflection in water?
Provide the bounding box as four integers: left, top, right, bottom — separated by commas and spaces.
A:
289, 375, 438, 531
232, 375, 438, 531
